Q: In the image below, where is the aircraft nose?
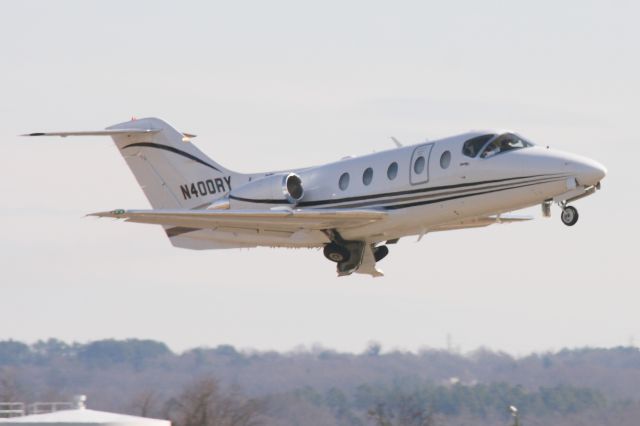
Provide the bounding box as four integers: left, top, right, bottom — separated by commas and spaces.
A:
575, 158, 607, 186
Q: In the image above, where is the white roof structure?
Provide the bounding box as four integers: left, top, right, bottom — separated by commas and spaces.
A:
0, 396, 170, 426
0, 409, 170, 426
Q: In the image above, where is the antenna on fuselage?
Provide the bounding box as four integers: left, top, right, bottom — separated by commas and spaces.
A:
390, 137, 403, 147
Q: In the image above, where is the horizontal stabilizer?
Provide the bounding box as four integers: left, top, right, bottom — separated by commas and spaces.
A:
89, 208, 387, 231
22, 129, 160, 137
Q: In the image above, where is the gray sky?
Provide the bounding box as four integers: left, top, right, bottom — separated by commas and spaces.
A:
1, 0, 638, 355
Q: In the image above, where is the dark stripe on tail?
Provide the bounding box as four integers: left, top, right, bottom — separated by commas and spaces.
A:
123, 142, 221, 172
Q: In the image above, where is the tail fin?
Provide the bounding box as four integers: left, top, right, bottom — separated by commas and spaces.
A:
105, 117, 245, 209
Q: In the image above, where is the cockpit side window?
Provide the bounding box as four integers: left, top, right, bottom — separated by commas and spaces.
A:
480, 133, 534, 158
462, 134, 495, 158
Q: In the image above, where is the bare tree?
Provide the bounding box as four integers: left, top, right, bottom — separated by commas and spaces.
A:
368, 399, 436, 426
368, 403, 393, 426
0, 368, 23, 403
131, 390, 159, 418
167, 377, 262, 426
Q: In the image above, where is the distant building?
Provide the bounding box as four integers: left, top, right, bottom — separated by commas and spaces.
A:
0, 395, 169, 426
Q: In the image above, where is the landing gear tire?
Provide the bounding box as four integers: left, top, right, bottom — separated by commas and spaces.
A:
323, 243, 351, 263
561, 206, 579, 226
374, 245, 389, 262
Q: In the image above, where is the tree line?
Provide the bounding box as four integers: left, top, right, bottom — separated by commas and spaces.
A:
1, 339, 640, 425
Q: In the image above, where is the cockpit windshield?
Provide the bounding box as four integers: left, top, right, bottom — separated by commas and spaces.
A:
462, 134, 495, 158
479, 133, 534, 158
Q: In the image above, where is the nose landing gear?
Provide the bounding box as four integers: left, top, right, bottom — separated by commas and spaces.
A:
560, 205, 579, 226
544, 200, 580, 226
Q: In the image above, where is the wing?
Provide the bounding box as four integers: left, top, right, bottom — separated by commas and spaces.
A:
429, 214, 533, 232
90, 208, 386, 232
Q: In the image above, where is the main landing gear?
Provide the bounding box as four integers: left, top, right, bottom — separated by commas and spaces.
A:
373, 245, 389, 262
323, 231, 389, 276
323, 242, 390, 264
323, 243, 351, 263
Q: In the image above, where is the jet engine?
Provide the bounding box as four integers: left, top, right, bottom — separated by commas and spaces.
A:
229, 172, 304, 208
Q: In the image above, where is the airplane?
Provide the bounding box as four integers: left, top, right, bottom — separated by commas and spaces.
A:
25, 117, 606, 277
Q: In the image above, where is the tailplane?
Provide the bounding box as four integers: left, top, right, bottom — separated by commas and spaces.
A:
26, 117, 247, 210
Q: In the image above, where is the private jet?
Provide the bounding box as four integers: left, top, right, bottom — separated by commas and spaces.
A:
25, 117, 606, 277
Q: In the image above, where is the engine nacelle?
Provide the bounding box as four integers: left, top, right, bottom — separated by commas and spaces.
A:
229, 173, 304, 208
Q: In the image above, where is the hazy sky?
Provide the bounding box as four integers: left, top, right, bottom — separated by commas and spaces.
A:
1, 0, 638, 355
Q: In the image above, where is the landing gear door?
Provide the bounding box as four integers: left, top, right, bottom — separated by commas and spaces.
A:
410, 143, 434, 185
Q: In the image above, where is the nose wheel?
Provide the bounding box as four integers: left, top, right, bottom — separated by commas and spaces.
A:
560, 205, 579, 226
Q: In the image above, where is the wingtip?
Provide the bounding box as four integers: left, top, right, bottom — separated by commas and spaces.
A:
87, 209, 127, 218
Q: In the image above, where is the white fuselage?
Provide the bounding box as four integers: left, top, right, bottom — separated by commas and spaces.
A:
227, 131, 606, 247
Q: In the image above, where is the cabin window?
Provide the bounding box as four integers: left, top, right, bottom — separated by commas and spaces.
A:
387, 162, 398, 180
362, 167, 373, 185
462, 134, 495, 158
480, 133, 534, 158
339, 172, 350, 190
440, 151, 451, 169
413, 156, 425, 174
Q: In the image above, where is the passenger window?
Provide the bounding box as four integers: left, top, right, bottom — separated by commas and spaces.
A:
362, 167, 373, 185
480, 133, 533, 158
387, 162, 398, 180
413, 156, 425, 174
440, 151, 451, 169
339, 172, 350, 190
462, 134, 495, 158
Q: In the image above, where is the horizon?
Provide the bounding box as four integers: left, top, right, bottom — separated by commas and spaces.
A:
6, 337, 639, 359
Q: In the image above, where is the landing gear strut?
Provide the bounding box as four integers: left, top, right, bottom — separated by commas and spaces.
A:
560, 205, 579, 226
